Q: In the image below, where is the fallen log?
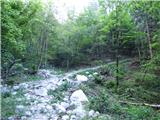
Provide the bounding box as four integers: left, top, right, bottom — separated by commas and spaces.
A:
119, 100, 160, 109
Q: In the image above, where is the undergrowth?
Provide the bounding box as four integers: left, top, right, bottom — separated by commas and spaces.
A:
48, 81, 71, 103
80, 59, 160, 120
1, 89, 27, 119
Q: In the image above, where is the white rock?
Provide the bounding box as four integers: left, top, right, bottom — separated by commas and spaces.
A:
62, 115, 69, 120
88, 74, 94, 80
85, 71, 90, 75
1, 87, 10, 94
51, 114, 58, 120
31, 114, 48, 120
70, 89, 89, 103
16, 105, 25, 113
45, 105, 53, 111
20, 83, 28, 89
88, 74, 93, 78
94, 111, 100, 117
8, 116, 14, 120
30, 107, 37, 113
13, 85, 19, 90
88, 110, 95, 117
72, 106, 86, 118
60, 102, 70, 109
25, 111, 32, 116
66, 110, 72, 114
37, 103, 46, 111
21, 116, 27, 120
93, 72, 98, 75
76, 75, 88, 82
16, 98, 22, 101
55, 104, 66, 113
12, 91, 17, 95
63, 97, 68, 102
34, 88, 47, 96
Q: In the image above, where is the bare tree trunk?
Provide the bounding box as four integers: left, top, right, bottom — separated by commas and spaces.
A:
44, 30, 48, 68
137, 47, 141, 60
38, 31, 46, 70
116, 29, 120, 90
146, 21, 153, 59
44, 39, 48, 68
66, 59, 69, 72
115, 4, 120, 90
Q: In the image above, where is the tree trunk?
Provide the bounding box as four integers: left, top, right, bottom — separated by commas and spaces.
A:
137, 47, 141, 60
66, 59, 69, 72
146, 21, 153, 59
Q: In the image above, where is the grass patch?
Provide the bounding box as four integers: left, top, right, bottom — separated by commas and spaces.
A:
80, 81, 160, 120
48, 81, 71, 103
1, 89, 27, 119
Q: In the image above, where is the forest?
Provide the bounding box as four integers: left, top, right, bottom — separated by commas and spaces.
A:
1, 0, 160, 120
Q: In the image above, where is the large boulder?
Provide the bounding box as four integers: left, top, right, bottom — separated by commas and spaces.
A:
70, 90, 89, 119
70, 89, 89, 104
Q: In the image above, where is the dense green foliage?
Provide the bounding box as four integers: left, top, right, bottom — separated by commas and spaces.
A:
1, 1, 160, 118
2, 0, 160, 80
1, 1, 160, 119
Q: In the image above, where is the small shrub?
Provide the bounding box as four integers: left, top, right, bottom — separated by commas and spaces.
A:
2, 92, 11, 98
6, 79, 15, 85
126, 106, 159, 120
89, 89, 122, 114
94, 74, 104, 84
104, 80, 116, 88
1, 90, 26, 119
48, 81, 71, 103
134, 72, 158, 88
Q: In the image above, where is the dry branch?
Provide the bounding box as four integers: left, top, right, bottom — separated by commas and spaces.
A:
119, 101, 160, 109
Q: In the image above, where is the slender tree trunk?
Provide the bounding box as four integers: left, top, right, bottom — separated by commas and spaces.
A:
115, 3, 120, 90
116, 29, 120, 90
116, 51, 119, 88
137, 47, 141, 60
44, 30, 48, 68
66, 59, 69, 71
38, 31, 46, 70
146, 21, 153, 59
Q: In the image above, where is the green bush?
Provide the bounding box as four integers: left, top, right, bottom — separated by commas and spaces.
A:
134, 72, 158, 88
126, 106, 160, 120
1, 90, 26, 119
93, 74, 104, 84
48, 81, 71, 103
89, 89, 122, 114
104, 80, 116, 88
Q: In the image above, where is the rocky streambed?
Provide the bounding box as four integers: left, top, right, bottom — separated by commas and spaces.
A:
1, 66, 104, 120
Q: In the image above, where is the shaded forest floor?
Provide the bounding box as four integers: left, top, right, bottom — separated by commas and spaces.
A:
80, 59, 160, 120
